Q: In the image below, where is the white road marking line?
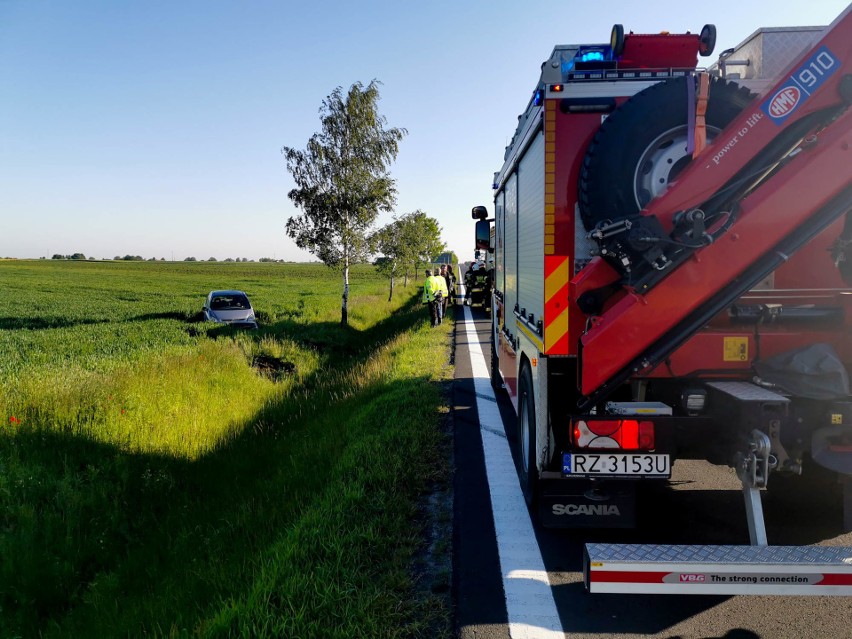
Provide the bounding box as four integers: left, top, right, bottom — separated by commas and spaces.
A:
462, 306, 565, 639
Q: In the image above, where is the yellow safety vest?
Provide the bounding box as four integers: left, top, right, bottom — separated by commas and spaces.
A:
423, 275, 448, 302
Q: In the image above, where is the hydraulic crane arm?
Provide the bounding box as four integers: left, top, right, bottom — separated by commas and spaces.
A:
575, 7, 852, 408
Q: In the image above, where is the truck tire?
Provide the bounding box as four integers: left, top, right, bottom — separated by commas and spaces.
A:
490, 325, 501, 389
610, 24, 625, 56
699, 24, 717, 57
578, 75, 754, 231
518, 363, 539, 507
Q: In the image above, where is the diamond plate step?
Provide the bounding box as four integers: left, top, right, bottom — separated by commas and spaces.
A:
584, 544, 852, 595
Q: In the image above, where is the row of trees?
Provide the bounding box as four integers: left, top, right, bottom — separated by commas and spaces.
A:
49, 255, 259, 262
371, 211, 443, 301
283, 80, 445, 324
51, 254, 158, 261
51, 253, 89, 260
184, 257, 255, 262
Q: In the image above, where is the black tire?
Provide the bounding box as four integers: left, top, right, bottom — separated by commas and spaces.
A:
490, 324, 501, 389
578, 75, 754, 231
699, 24, 717, 57
610, 24, 625, 57
518, 364, 539, 507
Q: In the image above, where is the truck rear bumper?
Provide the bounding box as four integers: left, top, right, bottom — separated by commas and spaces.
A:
584, 543, 852, 595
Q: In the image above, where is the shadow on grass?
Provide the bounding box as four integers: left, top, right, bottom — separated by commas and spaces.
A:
204, 294, 429, 362
128, 310, 205, 323
0, 316, 110, 330
0, 311, 207, 331
0, 430, 191, 632
268, 294, 426, 346
1, 291, 449, 637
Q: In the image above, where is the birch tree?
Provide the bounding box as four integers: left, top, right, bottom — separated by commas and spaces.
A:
283, 80, 406, 325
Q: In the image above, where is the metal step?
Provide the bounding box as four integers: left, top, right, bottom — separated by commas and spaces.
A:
705, 381, 790, 402
584, 543, 852, 595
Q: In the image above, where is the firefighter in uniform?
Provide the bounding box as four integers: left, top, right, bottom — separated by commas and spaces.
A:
422, 269, 448, 327
463, 261, 479, 305
439, 264, 455, 314
474, 263, 489, 309
464, 261, 489, 306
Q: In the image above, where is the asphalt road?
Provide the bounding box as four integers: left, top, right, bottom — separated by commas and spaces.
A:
452, 306, 852, 639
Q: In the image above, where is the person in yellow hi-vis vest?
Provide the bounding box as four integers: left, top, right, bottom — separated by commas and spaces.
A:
422, 269, 448, 327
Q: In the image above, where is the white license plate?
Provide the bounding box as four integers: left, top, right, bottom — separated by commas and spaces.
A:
562, 453, 670, 477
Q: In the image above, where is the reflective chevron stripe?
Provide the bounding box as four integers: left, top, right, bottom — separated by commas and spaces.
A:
544, 255, 569, 354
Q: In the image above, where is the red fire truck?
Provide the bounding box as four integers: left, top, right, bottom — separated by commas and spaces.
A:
474, 8, 852, 593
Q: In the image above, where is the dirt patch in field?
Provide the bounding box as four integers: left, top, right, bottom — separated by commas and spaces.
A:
252, 354, 296, 381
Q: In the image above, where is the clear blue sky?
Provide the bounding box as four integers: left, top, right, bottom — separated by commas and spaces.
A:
1, 0, 848, 262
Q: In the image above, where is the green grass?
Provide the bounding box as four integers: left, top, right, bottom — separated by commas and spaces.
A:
0, 259, 454, 638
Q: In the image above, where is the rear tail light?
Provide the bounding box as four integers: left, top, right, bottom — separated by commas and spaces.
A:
638, 421, 655, 449
572, 419, 655, 450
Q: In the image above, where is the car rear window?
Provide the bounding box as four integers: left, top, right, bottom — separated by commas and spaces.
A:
211, 295, 250, 310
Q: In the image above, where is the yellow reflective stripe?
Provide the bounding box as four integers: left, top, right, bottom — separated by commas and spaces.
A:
544, 256, 569, 301
516, 320, 544, 352
544, 307, 569, 353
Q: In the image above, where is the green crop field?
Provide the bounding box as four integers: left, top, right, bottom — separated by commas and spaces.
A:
0, 259, 453, 638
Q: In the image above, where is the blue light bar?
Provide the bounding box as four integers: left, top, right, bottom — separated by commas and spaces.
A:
580, 51, 605, 63
563, 46, 613, 73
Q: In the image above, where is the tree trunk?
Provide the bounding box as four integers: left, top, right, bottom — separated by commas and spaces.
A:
388, 274, 395, 302
342, 263, 349, 326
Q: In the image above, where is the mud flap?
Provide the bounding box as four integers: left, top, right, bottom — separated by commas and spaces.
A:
538, 478, 636, 528
810, 413, 852, 533
811, 420, 852, 475
844, 476, 852, 533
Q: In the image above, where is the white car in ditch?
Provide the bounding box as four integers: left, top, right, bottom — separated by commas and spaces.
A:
202, 290, 258, 329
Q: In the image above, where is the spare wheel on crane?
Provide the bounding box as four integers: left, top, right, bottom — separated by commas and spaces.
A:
578, 75, 754, 231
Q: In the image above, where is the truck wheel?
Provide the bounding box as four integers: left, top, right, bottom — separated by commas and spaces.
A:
610, 24, 625, 57
518, 364, 539, 507
578, 75, 753, 230
699, 24, 717, 57
490, 325, 501, 389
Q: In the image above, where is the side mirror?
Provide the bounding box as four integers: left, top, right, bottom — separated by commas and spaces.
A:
475, 220, 491, 251
471, 205, 488, 220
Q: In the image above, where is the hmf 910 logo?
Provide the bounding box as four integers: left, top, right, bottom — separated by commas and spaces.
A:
768, 87, 801, 118
761, 47, 838, 125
